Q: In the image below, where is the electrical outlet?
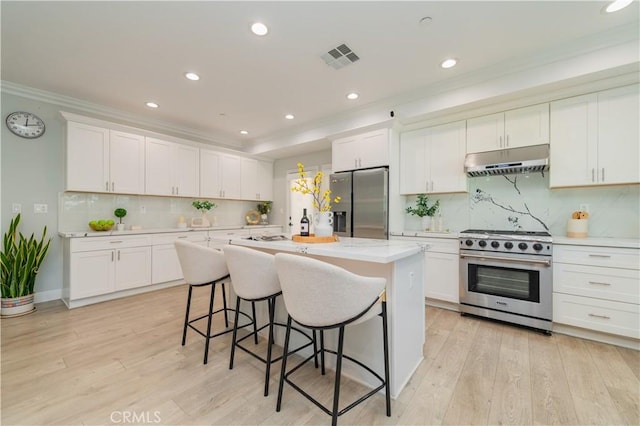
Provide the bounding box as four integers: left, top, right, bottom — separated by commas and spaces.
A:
12, 203, 21, 214
140, 206, 146, 214
579, 204, 590, 213
34, 203, 48, 214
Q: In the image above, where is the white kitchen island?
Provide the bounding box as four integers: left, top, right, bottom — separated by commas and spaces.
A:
216, 236, 426, 399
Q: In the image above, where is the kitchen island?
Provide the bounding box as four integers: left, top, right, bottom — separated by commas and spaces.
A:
216, 236, 426, 398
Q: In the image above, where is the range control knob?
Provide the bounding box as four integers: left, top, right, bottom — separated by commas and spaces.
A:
465, 240, 473, 247
518, 242, 528, 250
491, 241, 500, 248
533, 243, 543, 251
478, 240, 487, 247
504, 242, 513, 249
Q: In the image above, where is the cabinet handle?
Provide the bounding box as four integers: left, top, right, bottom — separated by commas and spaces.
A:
178, 236, 188, 239
588, 313, 610, 320
176, 187, 179, 195
117, 250, 120, 261
588, 254, 611, 258
588, 281, 611, 286
111, 251, 114, 262
499, 136, 503, 148
601, 168, 605, 182
506, 134, 509, 147
109, 240, 123, 244
592, 168, 595, 182
106, 181, 109, 191
112, 182, 115, 192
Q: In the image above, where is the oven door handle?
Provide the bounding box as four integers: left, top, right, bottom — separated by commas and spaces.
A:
460, 253, 551, 267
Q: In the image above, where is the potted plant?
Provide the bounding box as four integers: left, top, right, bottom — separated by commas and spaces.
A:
114, 208, 127, 231
406, 194, 439, 231
0, 214, 51, 317
192, 200, 216, 227
257, 201, 273, 225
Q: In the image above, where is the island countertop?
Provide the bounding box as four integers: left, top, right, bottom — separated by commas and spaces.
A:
216, 236, 426, 264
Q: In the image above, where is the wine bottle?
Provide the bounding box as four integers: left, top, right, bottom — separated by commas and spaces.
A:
300, 208, 310, 237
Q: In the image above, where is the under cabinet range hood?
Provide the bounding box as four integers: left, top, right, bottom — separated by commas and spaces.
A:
464, 144, 550, 177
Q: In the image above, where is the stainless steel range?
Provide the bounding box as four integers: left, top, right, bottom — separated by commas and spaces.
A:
458, 229, 553, 332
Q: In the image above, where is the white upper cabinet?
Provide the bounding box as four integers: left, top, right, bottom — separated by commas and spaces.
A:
550, 84, 639, 188
257, 160, 274, 201
399, 120, 467, 194
466, 103, 549, 153
332, 128, 389, 172
240, 158, 258, 200
200, 150, 242, 199
66, 122, 145, 194
145, 137, 199, 197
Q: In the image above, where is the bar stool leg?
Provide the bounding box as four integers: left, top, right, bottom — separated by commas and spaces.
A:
204, 282, 216, 365
312, 330, 319, 368
252, 301, 259, 344
331, 326, 345, 426
382, 301, 391, 416
229, 296, 242, 370
264, 296, 276, 396
182, 285, 194, 346
276, 315, 293, 412
320, 330, 326, 375
221, 282, 229, 328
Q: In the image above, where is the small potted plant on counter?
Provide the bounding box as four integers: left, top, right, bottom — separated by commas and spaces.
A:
191, 200, 216, 227
257, 201, 273, 225
406, 194, 439, 231
114, 208, 127, 231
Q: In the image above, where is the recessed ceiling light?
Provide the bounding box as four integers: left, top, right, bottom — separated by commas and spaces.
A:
240, 130, 249, 135
346, 92, 359, 100
251, 22, 269, 36
603, 0, 633, 13
185, 72, 200, 81
285, 114, 295, 120
441, 58, 457, 69
145, 102, 159, 108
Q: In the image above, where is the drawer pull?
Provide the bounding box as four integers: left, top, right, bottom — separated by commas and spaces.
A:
588, 254, 611, 258
110, 241, 123, 244
588, 313, 610, 320
178, 236, 188, 239
588, 281, 611, 286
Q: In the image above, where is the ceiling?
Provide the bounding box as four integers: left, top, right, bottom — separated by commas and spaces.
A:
2, 1, 639, 155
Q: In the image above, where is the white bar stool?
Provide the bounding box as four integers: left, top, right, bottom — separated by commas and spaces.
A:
224, 245, 317, 397
175, 240, 255, 364
274, 253, 391, 426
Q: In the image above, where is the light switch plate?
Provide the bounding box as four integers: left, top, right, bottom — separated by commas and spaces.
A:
12, 203, 21, 213
34, 204, 48, 214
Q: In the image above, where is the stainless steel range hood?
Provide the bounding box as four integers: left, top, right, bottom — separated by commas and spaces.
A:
464, 144, 549, 177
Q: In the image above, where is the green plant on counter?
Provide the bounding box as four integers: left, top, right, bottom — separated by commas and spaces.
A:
406, 194, 439, 218
257, 201, 272, 215
114, 208, 127, 224
0, 214, 51, 298
192, 200, 216, 213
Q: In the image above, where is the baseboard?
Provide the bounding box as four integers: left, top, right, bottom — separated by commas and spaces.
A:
425, 298, 460, 312
34, 288, 63, 304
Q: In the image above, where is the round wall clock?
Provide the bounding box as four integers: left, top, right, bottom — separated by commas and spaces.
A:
5, 111, 46, 139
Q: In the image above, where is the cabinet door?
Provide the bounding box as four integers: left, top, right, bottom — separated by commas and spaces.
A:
504, 103, 549, 149
429, 121, 467, 193
240, 158, 258, 200
597, 84, 640, 185
424, 251, 459, 303
145, 137, 174, 196
200, 149, 222, 198
173, 144, 200, 196
466, 112, 504, 153
332, 136, 360, 172
257, 160, 274, 201
115, 246, 152, 290
399, 129, 428, 195
550, 94, 598, 188
70, 249, 115, 299
360, 129, 389, 169
220, 154, 242, 199
66, 122, 110, 192
152, 244, 183, 284
109, 130, 145, 194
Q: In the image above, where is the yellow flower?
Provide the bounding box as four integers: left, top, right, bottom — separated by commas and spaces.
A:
290, 163, 341, 212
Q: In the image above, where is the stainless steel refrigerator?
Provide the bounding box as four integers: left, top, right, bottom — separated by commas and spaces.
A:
329, 167, 389, 239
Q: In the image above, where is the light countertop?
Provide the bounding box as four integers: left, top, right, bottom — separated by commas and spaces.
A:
58, 224, 282, 238
219, 236, 426, 264
552, 235, 640, 249
390, 231, 458, 239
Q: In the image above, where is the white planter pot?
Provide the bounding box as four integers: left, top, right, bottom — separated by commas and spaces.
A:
421, 216, 432, 231
314, 211, 334, 237
116, 223, 125, 231
1, 294, 35, 317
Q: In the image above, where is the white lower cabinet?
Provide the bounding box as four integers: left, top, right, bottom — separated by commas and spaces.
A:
150, 231, 209, 284
553, 244, 640, 339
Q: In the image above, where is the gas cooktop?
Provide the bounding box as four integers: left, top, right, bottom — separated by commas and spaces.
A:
459, 229, 552, 255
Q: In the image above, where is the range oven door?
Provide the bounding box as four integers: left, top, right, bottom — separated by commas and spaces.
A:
459, 251, 552, 321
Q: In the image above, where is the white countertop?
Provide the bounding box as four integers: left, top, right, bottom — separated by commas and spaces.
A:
390, 231, 458, 239
58, 224, 282, 238
552, 235, 640, 249
220, 236, 426, 264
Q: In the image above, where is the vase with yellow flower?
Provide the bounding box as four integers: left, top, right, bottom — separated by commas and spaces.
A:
291, 163, 341, 237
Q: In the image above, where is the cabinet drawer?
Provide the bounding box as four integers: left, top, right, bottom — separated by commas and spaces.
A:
211, 229, 251, 238
424, 238, 459, 255
554, 263, 640, 304
71, 235, 152, 252
553, 293, 639, 339
554, 245, 640, 270
151, 231, 208, 245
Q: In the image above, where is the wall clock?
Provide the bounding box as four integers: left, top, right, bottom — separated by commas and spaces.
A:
5, 111, 46, 139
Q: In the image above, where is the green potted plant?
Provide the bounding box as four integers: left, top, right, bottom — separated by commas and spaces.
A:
114, 208, 127, 231
406, 194, 439, 231
257, 201, 273, 225
192, 200, 217, 227
0, 214, 51, 317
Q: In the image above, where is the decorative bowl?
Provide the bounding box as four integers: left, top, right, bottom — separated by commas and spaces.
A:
89, 221, 114, 232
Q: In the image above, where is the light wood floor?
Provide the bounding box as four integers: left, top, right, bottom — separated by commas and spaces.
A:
2, 285, 638, 425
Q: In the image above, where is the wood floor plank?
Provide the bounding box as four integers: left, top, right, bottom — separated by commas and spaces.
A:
617, 345, 640, 381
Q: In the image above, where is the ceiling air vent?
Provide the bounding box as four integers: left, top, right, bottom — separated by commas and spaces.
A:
321, 43, 360, 70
